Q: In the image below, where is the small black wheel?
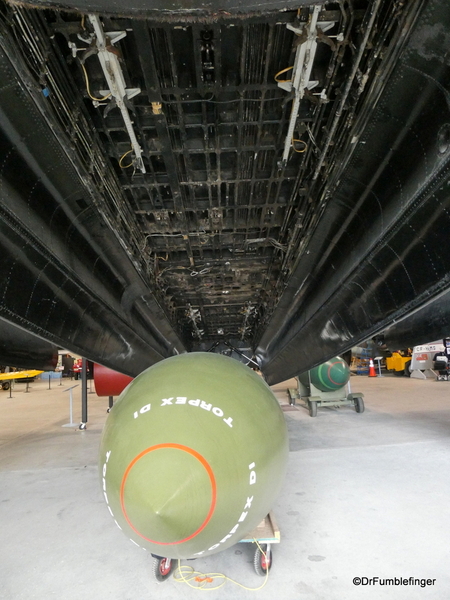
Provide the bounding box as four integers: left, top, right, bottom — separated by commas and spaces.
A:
152, 556, 174, 583
79, 422, 86, 430
253, 544, 272, 576
393, 369, 405, 376
354, 397, 365, 413
404, 360, 412, 377
308, 400, 317, 417
1, 381, 10, 391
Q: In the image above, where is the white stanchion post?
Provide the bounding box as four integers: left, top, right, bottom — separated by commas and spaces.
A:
62, 384, 79, 427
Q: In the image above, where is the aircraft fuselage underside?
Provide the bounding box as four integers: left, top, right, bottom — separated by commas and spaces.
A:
1, 0, 450, 382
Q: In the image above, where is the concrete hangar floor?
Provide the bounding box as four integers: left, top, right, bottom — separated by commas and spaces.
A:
0, 372, 449, 600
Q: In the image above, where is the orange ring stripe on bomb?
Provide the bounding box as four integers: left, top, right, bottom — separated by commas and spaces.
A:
315, 360, 348, 390
327, 361, 343, 386
120, 443, 217, 545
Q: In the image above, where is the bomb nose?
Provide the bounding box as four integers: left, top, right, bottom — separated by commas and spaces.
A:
120, 444, 216, 545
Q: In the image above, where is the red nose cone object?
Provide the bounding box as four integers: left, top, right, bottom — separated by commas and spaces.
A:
94, 364, 133, 396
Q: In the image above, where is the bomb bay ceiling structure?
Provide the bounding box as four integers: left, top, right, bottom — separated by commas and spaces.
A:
1, 0, 450, 383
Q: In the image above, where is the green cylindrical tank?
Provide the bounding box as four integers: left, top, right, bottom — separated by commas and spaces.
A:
309, 356, 350, 391
99, 352, 289, 559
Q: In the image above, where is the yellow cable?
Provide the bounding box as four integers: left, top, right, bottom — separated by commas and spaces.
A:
119, 148, 134, 169
274, 65, 293, 83
173, 540, 270, 591
292, 138, 307, 153
80, 62, 112, 102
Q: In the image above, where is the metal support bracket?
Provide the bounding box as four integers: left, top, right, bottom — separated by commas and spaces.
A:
88, 14, 146, 173
278, 7, 335, 166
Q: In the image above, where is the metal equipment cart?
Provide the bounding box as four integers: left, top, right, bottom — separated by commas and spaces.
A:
288, 374, 364, 417
151, 511, 280, 582
239, 511, 280, 575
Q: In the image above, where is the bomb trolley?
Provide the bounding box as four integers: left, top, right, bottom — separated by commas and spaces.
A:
289, 375, 364, 417
288, 356, 364, 417
239, 510, 280, 576
151, 511, 280, 582
289, 373, 364, 417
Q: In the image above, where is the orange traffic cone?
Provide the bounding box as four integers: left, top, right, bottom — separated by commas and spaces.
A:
368, 358, 377, 377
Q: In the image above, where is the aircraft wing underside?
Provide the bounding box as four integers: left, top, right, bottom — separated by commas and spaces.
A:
1, 0, 450, 383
